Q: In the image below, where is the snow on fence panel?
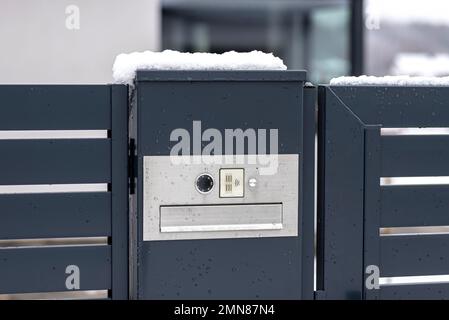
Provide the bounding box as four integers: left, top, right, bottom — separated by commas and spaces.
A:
112, 50, 287, 85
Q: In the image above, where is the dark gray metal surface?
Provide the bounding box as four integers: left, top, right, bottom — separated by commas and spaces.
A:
7, 79, 449, 300
320, 85, 449, 300
380, 235, 449, 277
381, 186, 449, 227
363, 126, 381, 300
316, 86, 365, 299
0, 246, 111, 294
0, 85, 111, 130
0, 139, 111, 185
380, 283, 449, 300
328, 86, 449, 127
110, 85, 129, 300
0, 85, 128, 299
301, 86, 316, 300
136, 238, 302, 299
381, 135, 449, 177
136, 80, 303, 156
136, 70, 307, 82
0, 193, 111, 239
132, 70, 313, 299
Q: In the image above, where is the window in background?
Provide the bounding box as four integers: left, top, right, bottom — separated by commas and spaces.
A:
161, 0, 353, 83
309, 6, 350, 83
365, 0, 449, 76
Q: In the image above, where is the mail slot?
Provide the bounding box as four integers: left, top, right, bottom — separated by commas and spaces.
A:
160, 204, 283, 233
129, 70, 315, 299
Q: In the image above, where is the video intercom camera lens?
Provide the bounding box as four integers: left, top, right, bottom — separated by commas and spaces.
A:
195, 173, 214, 194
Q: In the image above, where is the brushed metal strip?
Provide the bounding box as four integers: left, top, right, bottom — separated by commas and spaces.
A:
0, 183, 108, 194
0, 130, 108, 140
161, 223, 283, 233
0, 290, 108, 300
0, 237, 108, 248
381, 128, 449, 136
380, 275, 449, 286
381, 176, 449, 186
160, 204, 283, 233
380, 226, 449, 236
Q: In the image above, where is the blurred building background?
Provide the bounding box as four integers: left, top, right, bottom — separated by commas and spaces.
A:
0, 0, 161, 84
161, 0, 362, 84
1, 0, 448, 84
365, 0, 449, 77
0, 0, 360, 84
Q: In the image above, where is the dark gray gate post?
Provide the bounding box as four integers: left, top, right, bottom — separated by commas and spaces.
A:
302, 85, 316, 300
130, 70, 314, 299
316, 86, 365, 299
110, 84, 129, 300
363, 125, 381, 300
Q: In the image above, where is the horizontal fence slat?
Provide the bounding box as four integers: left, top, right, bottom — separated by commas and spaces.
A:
381, 234, 449, 277
0, 245, 111, 294
0, 193, 111, 239
381, 283, 449, 300
381, 135, 449, 177
0, 86, 111, 130
381, 185, 449, 227
0, 139, 111, 185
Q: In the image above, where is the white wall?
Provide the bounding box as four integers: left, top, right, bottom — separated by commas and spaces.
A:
0, 0, 160, 84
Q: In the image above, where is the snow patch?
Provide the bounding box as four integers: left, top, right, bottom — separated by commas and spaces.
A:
367, 0, 449, 26
391, 53, 449, 77
330, 75, 449, 86
112, 50, 287, 84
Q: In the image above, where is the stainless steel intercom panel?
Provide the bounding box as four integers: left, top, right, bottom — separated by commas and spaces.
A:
143, 154, 299, 241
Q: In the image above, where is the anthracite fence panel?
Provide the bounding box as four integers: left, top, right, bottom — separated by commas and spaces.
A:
381, 135, 449, 177
0, 85, 111, 130
0, 246, 111, 294
0, 193, 111, 239
0, 139, 111, 185
381, 185, 449, 227
319, 85, 449, 300
3, 80, 449, 300
0, 85, 128, 300
380, 235, 449, 277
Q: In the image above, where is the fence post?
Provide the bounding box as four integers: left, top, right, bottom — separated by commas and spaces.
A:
302, 85, 316, 299
363, 125, 381, 300
110, 84, 129, 299
317, 86, 366, 299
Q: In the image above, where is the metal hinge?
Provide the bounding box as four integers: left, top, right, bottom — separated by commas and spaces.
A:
128, 138, 136, 194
